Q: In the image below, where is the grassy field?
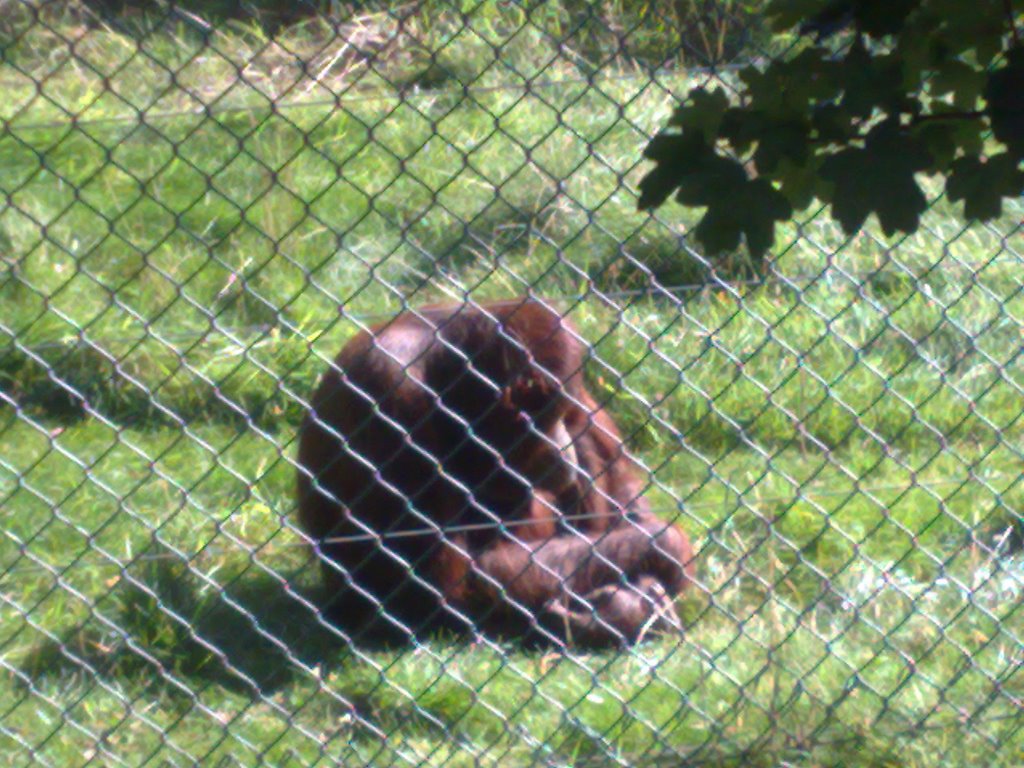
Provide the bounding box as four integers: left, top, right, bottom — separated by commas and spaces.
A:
2, 4, 1024, 767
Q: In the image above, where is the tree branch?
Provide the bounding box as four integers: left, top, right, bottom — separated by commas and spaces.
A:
911, 110, 986, 126
1004, 0, 1020, 45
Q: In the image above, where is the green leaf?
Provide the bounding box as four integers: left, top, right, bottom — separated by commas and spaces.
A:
820, 120, 931, 236
673, 155, 747, 206
720, 108, 764, 154
741, 179, 795, 256
639, 0, 1018, 257
914, 112, 984, 168
810, 104, 856, 143
692, 207, 744, 254
776, 156, 823, 210
637, 131, 714, 211
740, 49, 841, 116
673, 155, 793, 257
767, 0, 830, 31
930, 60, 984, 111
790, 0, 921, 40
899, 17, 952, 81
840, 44, 912, 118
851, 0, 921, 37
985, 47, 1024, 159
692, 183, 793, 256
720, 110, 813, 173
946, 153, 1024, 220
796, 0, 854, 40
639, 90, 734, 211
753, 119, 811, 174
667, 88, 730, 140
928, 0, 1010, 66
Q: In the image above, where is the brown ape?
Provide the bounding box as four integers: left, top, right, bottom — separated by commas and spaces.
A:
473, 493, 690, 645
552, 576, 680, 646
297, 298, 585, 635
296, 297, 693, 644
562, 387, 653, 529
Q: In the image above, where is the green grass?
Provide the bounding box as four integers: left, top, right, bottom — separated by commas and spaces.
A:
2, 4, 1024, 767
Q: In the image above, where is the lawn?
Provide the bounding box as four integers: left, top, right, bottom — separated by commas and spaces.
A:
1, 3, 1023, 767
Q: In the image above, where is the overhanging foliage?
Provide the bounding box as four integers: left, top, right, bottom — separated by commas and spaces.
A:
639, 0, 1024, 259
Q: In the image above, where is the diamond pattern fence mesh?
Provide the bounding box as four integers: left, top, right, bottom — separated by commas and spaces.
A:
1, 1, 1023, 766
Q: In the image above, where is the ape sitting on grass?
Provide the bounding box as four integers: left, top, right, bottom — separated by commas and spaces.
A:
296, 297, 694, 646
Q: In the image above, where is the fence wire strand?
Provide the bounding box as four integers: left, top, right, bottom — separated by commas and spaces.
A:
2, 1, 1024, 766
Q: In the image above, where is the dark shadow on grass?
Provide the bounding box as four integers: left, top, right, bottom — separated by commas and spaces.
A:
16, 547, 527, 697
1, 337, 311, 433
17, 536, 702, 698
17, 552, 357, 695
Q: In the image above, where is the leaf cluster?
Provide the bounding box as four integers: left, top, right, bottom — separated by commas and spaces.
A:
638, 0, 1024, 259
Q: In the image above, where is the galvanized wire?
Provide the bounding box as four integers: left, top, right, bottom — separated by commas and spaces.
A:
1, 2, 1023, 767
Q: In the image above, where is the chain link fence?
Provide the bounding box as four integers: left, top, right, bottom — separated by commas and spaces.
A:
2, 1, 1023, 765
